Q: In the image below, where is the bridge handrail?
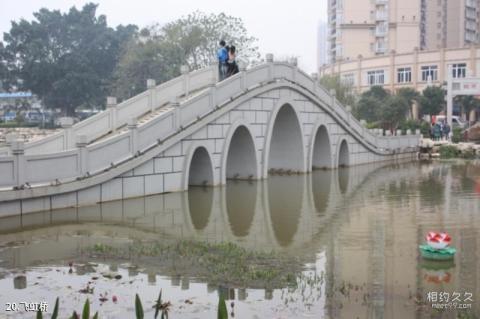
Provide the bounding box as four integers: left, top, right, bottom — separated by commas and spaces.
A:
0, 65, 216, 156
0, 61, 419, 188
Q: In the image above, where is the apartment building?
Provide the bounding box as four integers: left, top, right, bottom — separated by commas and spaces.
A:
327, 0, 480, 64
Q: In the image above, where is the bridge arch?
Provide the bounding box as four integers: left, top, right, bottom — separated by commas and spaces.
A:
221, 120, 260, 184
183, 143, 216, 190
309, 122, 333, 170
337, 139, 350, 167
262, 98, 307, 178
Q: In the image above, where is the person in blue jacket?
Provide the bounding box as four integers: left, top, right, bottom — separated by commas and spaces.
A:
217, 40, 228, 81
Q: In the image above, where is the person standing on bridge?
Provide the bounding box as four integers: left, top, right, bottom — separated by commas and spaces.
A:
217, 40, 228, 81
226, 45, 239, 77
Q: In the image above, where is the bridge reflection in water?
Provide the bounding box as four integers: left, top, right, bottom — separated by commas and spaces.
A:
0, 161, 479, 318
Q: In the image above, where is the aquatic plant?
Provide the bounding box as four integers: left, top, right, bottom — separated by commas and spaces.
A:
34, 290, 224, 319
86, 240, 302, 289
217, 294, 228, 319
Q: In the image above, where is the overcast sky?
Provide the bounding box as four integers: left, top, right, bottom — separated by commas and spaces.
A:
0, 0, 327, 73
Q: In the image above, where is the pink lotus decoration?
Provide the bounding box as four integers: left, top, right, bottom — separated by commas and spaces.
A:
426, 232, 451, 249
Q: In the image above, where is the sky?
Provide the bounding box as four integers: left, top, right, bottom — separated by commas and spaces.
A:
0, 0, 328, 73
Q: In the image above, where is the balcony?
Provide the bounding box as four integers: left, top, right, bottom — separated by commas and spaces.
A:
376, 11, 388, 21
375, 42, 387, 54
466, 0, 477, 8
375, 28, 387, 37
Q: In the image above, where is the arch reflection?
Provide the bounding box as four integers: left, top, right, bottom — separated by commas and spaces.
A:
188, 187, 214, 230
312, 170, 332, 215
226, 181, 257, 237
267, 175, 304, 247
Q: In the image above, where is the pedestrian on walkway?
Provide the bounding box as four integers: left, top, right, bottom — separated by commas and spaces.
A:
217, 40, 228, 81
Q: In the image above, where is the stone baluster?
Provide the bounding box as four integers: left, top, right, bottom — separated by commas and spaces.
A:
11, 140, 25, 186
59, 117, 75, 150
330, 89, 336, 110
311, 73, 318, 94
406, 129, 412, 135
181, 65, 190, 96
290, 57, 298, 83
5, 133, 18, 155
128, 118, 138, 155
107, 96, 117, 132
212, 61, 219, 83
209, 79, 217, 109
76, 134, 88, 175
396, 129, 402, 136
147, 79, 156, 112
171, 99, 181, 130
238, 60, 247, 91
266, 53, 274, 82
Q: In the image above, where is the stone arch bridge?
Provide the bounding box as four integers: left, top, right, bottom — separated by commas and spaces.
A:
0, 56, 420, 217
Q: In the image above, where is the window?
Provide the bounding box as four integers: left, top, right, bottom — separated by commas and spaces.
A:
367, 70, 385, 85
452, 63, 467, 78
421, 65, 438, 81
342, 73, 355, 86
397, 67, 412, 83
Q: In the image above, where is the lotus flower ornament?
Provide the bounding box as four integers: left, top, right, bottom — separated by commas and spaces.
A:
426, 232, 451, 250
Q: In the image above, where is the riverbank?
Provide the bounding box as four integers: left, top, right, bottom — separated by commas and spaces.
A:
419, 139, 480, 159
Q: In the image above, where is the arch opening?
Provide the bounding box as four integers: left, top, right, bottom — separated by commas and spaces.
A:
188, 147, 214, 187
312, 125, 332, 170
338, 140, 350, 168
226, 126, 257, 180
268, 104, 304, 174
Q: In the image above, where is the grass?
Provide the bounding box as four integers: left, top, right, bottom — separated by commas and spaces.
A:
89, 240, 301, 289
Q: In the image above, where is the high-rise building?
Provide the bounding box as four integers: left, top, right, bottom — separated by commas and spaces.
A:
327, 0, 480, 63
317, 21, 328, 67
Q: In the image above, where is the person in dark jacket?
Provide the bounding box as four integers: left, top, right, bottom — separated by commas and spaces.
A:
226, 45, 239, 77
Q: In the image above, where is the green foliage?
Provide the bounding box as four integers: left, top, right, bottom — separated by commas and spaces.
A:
419, 86, 445, 116
217, 294, 228, 319
396, 87, 419, 105
355, 95, 383, 123
455, 95, 480, 121
135, 294, 144, 319
439, 145, 458, 158
82, 299, 90, 319
379, 95, 410, 131
112, 11, 259, 100
1, 3, 137, 115
154, 290, 162, 319
452, 127, 463, 143
319, 74, 357, 108
355, 85, 422, 131
52, 298, 59, 319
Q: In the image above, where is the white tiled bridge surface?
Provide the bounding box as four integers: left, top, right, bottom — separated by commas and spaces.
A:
0, 59, 420, 217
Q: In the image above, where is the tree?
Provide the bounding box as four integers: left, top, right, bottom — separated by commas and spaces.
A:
319, 74, 357, 108
158, 11, 260, 69
419, 86, 445, 117
111, 11, 260, 99
111, 39, 179, 101
455, 95, 480, 122
354, 86, 390, 123
396, 87, 419, 105
379, 95, 409, 131
1, 3, 137, 115
355, 95, 382, 123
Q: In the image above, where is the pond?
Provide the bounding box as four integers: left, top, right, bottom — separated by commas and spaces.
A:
0, 160, 479, 318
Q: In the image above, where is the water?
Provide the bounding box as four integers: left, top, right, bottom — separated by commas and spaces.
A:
0, 160, 479, 318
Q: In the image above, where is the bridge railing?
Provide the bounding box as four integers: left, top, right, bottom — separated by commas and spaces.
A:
0, 59, 420, 188
0, 65, 217, 156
